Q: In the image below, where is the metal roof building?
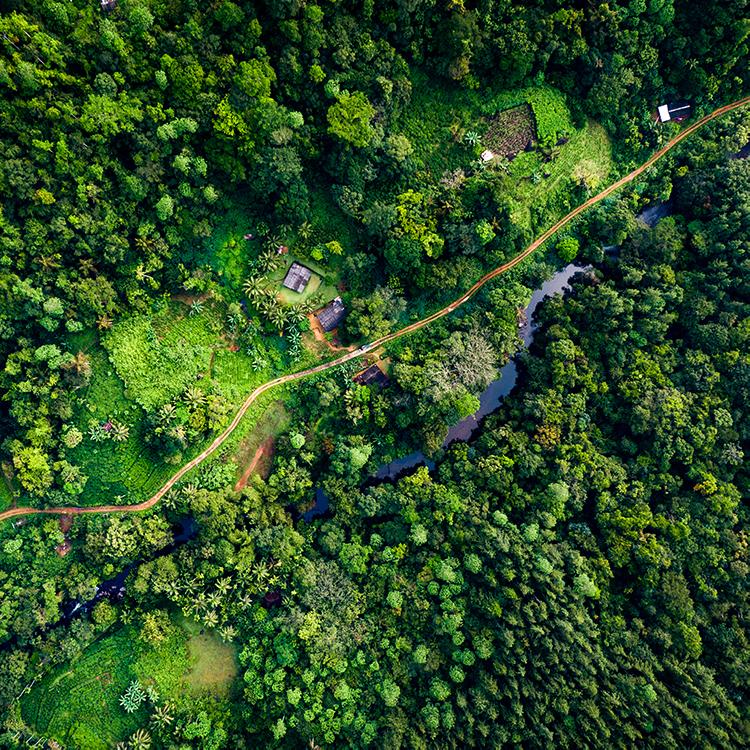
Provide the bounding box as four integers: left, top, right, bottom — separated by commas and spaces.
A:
657, 101, 691, 123
316, 297, 346, 332
282, 262, 313, 294
354, 363, 389, 388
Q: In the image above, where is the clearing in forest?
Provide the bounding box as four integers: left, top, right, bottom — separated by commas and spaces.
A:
21, 621, 238, 749
481, 104, 536, 157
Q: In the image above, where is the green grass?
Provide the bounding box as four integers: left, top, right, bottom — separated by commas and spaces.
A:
102, 302, 219, 411
182, 618, 239, 695
268, 255, 339, 308
21, 620, 238, 749
505, 119, 613, 228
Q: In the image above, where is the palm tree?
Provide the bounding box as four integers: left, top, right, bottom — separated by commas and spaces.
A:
69, 351, 92, 377
111, 422, 130, 442
215, 577, 232, 596
189, 300, 204, 317
183, 386, 206, 410
97, 314, 113, 331
203, 609, 219, 628
288, 305, 306, 325
158, 403, 177, 423
135, 264, 155, 285
463, 130, 480, 146
150, 702, 174, 731
180, 482, 199, 501
129, 728, 152, 750
243, 275, 266, 300
219, 624, 237, 642
297, 220, 312, 241
79, 257, 97, 276
269, 305, 288, 335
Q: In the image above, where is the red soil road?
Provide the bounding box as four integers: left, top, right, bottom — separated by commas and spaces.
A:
2, 95, 749, 525
234, 436, 275, 492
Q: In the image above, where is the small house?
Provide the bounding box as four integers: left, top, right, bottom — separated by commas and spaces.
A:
282, 262, 312, 294
480, 149, 495, 162
354, 363, 389, 388
657, 101, 691, 123
316, 297, 347, 332
100, 0, 117, 10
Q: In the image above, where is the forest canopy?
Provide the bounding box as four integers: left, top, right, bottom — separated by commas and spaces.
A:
0, 1, 748, 749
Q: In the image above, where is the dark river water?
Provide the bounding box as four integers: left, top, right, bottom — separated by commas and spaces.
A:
339, 262, 590, 493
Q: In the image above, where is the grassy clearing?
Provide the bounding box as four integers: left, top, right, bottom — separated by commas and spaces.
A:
268, 255, 339, 307
102, 302, 220, 411
21, 619, 238, 749
233, 400, 289, 483
183, 620, 239, 695
505, 119, 613, 228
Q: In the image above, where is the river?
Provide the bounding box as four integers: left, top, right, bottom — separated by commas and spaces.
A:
329, 262, 590, 496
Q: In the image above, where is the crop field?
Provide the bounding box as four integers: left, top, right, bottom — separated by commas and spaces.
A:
21, 619, 236, 749
506, 119, 613, 229
102, 303, 219, 411
396, 71, 576, 177
22, 630, 145, 749
482, 104, 535, 156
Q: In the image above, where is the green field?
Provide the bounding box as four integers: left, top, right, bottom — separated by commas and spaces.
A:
21, 621, 238, 749
394, 72, 612, 232
268, 255, 339, 307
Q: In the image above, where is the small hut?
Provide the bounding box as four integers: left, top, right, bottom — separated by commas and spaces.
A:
100, 0, 117, 10
282, 262, 312, 294
354, 363, 389, 388
316, 297, 347, 332
657, 101, 691, 123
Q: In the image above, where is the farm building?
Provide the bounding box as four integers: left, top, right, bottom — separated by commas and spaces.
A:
354, 363, 389, 388
657, 101, 691, 123
282, 262, 313, 294
316, 297, 347, 332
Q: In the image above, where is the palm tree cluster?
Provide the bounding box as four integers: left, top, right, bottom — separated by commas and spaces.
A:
88, 419, 130, 444
244, 272, 322, 336
162, 561, 283, 631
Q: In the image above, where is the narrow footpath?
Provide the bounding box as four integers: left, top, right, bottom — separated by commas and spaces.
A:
2, 95, 748, 525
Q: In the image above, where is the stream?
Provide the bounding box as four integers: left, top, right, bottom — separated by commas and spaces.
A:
59, 517, 198, 623
317, 262, 591, 503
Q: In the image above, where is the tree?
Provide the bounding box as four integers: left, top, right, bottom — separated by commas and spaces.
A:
327, 91, 376, 148
557, 236, 580, 262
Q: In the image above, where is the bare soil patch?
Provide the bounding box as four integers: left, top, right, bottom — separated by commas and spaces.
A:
482, 104, 536, 157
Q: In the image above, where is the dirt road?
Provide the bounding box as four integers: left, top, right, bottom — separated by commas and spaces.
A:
2, 95, 748, 525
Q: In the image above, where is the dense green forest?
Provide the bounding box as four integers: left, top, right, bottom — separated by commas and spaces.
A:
0, 1, 749, 748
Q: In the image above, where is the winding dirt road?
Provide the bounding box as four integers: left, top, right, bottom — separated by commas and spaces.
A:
2, 95, 748, 525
